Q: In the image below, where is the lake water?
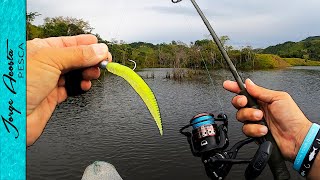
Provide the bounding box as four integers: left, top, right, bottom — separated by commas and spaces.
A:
27, 66, 320, 180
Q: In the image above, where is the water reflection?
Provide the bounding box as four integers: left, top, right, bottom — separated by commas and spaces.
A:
27, 67, 320, 180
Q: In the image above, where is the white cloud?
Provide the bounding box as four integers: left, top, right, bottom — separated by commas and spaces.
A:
27, 0, 320, 48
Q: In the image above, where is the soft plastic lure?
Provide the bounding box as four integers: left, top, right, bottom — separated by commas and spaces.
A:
100, 61, 163, 135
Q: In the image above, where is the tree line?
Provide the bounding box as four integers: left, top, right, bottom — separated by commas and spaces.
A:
27, 13, 319, 70
27, 13, 257, 70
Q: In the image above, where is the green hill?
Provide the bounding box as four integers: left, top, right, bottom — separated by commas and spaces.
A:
241, 54, 290, 70
262, 36, 320, 61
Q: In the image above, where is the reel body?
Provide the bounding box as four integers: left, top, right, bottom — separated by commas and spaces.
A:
180, 113, 272, 180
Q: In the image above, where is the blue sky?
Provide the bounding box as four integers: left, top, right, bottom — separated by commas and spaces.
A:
27, 0, 320, 48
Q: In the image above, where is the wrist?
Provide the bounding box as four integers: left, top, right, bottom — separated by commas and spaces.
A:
307, 152, 320, 179
293, 120, 312, 161
293, 122, 320, 176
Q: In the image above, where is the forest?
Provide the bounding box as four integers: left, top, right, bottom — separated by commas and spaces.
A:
27, 12, 320, 70
262, 36, 320, 61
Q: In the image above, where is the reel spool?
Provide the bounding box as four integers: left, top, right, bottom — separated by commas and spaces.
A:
180, 113, 272, 180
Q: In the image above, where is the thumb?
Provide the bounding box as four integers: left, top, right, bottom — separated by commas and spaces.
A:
245, 79, 280, 103
44, 43, 109, 72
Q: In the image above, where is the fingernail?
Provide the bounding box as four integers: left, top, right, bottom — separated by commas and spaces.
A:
237, 96, 244, 106
260, 126, 268, 135
92, 43, 108, 58
247, 78, 255, 85
254, 110, 262, 119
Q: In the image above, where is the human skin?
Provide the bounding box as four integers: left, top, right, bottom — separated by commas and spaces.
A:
27, 34, 112, 146
223, 79, 319, 179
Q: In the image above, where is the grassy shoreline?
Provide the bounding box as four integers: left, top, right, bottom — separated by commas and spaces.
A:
283, 58, 320, 66
244, 54, 320, 70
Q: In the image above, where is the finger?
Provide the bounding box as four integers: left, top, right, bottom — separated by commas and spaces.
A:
236, 108, 263, 122
27, 38, 51, 53
27, 34, 98, 52
81, 80, 92, 91
45, 34, 98, 48
231, 95, 248, 109
42, 43, 109, 72
82, 67, 100, 80
243, 124, 268, 137
57, 87, 67, 103
58, 77, 65, 86
223, 80, 241, 94
245, 79, 282, 103
106, 51, 113, 62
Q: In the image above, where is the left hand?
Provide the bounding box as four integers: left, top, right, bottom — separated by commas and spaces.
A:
27, 34, 112, 146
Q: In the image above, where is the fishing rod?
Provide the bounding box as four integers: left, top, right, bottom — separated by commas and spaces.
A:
172, 0, 290, 179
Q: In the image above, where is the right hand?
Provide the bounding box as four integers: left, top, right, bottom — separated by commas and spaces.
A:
223, 79, 312, 161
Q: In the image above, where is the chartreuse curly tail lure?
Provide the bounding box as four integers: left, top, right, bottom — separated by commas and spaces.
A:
99, 61, 163, 135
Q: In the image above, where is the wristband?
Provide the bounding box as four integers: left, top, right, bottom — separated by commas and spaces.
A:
299, 129, 320, 177
293, 123, 320, 171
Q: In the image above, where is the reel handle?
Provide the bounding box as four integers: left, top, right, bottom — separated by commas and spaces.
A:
245, 141, 272, 180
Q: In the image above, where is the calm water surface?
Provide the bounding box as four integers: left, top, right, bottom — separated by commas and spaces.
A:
27, 67, 320, 180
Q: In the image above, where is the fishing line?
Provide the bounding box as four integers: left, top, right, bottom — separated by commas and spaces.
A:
98, 0, 127, 96
111, 1, 125, 44
93, 0, 126, 93
198, 49, 225, 113
176, 2, 225, 113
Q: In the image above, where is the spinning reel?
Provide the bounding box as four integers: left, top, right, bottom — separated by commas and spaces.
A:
180, 113, 272, 180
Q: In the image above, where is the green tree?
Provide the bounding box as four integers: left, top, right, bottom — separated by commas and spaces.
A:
42, 16, 93, 37
27, 12, 43, 40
